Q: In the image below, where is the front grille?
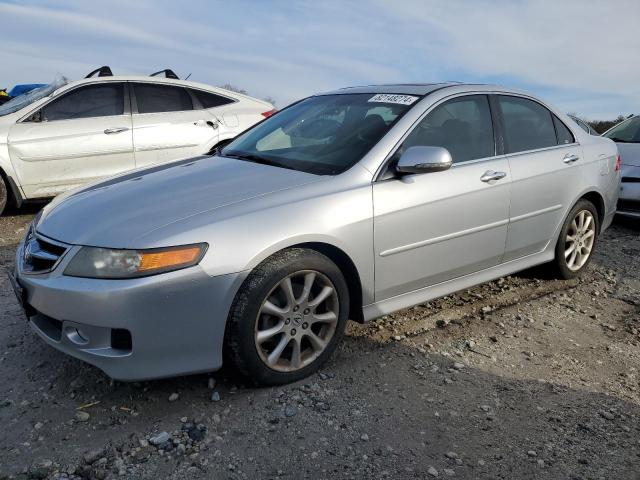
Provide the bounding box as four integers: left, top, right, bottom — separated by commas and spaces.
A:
22, 229, 69, 274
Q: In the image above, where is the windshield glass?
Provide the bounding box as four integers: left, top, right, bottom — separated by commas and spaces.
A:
603, 116, 640, 143
0, 77, 68, 117
222, 93, 418, 175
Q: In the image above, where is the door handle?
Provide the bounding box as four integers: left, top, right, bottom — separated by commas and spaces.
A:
194, 119, 219, 129
480, 170, 507, 183
104, 127, 129, 135
563, 154, 580, 164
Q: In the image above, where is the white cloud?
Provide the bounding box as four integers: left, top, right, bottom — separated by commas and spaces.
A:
0, 0, 637, 117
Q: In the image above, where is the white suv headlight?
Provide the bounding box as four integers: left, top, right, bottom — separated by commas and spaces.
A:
64, 244, 208, 279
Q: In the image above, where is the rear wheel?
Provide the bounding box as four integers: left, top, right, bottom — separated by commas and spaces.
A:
549, 199, 599, 279
225, 248, 349, 385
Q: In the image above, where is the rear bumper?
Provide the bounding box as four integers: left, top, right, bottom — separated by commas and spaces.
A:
617, 165, 640, 219
14, 242, 247, 381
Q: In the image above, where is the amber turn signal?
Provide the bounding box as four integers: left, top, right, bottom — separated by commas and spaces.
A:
138, 246, 203, 272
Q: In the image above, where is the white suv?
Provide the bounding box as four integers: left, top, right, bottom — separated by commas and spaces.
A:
0, 67, 276, 215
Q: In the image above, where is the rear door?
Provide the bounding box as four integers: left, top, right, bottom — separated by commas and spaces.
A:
498, 95, 583, 261
373, 94, 511, 301
7, 82, 133, 198
130, 82, 219, 168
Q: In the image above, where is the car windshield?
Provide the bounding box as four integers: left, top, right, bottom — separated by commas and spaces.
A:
221, 93, 418, 175
603, 116, 640, 143
0, 77, 68, 117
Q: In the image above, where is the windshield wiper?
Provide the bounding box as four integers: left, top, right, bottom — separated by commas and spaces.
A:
222, 151, 287, 169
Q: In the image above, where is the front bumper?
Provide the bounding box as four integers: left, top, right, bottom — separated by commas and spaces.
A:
13, 239, 247, 381
617, 164, 640, 219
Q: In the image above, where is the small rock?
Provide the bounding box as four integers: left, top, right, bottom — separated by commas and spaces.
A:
599, 410, 615, 420
149, 431, 170, 446
284, 405, 297, 417
360, 433, 369, 442
436, 319, 449, 328
83, 449, 104, 464
445, 451, 459, 459
34, 422, 44, 430
208, 378, 216, 390
211, 392, 221, 402
74, 411, 90, 422
452, 362, 465, 371
180, 416, 188, 423
168, 393, 179, 402
428, 466, 439, 477
444, 469, 456, 477
527, 450, 537, 457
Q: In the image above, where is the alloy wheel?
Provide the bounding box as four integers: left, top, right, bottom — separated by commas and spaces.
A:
564, 209, 596, 271
254, 270, 339, 372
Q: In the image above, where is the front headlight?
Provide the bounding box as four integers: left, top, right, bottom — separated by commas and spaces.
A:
64, 243, 208, 279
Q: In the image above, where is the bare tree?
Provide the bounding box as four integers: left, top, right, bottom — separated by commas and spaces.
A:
219, 83, 248, 95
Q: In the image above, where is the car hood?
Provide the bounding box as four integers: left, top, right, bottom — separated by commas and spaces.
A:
616, 143, 640, 167
36, 156, 322, 248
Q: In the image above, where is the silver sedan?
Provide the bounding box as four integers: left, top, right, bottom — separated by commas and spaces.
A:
601, 115, 640, 219
11, 83, 620, 385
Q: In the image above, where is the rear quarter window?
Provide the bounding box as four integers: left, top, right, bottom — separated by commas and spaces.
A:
553, 116, 575, 145
190, 89, 235, 109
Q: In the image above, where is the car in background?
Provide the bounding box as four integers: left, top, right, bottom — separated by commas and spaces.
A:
568, 114, 598, 135
11, 83, 619, 385
602, 115, 640, 219
0, 67, 275, 215
8, 84, 47, 98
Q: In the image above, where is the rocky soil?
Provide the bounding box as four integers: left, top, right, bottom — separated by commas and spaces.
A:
0, 206, 638, 479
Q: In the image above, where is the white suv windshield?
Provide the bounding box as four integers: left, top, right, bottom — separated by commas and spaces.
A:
222, 93, 417, 175
0, 77, 68, 117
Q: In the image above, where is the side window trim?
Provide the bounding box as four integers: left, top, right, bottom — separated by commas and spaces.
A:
375, 93, 501, 181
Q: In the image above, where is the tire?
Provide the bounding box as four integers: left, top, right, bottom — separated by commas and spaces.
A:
548, 199, 599, 279
225, 248, 350, 386
0, 175, 7, 216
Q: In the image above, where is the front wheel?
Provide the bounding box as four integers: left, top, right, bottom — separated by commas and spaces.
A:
549, 199, 599, 279
0, 176, 7, 216
225, 248, 349, 385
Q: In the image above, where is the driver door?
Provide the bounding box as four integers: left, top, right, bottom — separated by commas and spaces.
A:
8, 82, 133, 198
373, 94, 511, 301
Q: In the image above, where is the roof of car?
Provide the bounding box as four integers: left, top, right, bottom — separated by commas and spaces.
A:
319, 83, 479, 96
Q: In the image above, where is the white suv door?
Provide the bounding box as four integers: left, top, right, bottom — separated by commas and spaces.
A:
130, 82, 220, 169
7, 82, 134, 198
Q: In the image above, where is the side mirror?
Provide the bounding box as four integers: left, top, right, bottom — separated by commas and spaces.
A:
396, 146, 453, 175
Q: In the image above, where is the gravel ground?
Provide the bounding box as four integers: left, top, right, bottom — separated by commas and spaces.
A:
0, 206, 638, 480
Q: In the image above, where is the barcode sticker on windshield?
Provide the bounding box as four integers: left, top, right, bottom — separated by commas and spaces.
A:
368, 94, 419, 105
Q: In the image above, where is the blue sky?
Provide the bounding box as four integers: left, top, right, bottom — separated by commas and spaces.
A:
1, 0, 638, 119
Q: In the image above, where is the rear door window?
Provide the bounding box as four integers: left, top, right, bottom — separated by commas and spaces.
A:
400, 95, 495, 163
498, 96, 557, 153
42, 83, 124, 121
190, 89, 235, 109
133, 84, 192, 114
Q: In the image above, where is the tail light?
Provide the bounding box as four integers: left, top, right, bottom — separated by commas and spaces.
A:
261, 109, 277, 118
615, 154, 622, 171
